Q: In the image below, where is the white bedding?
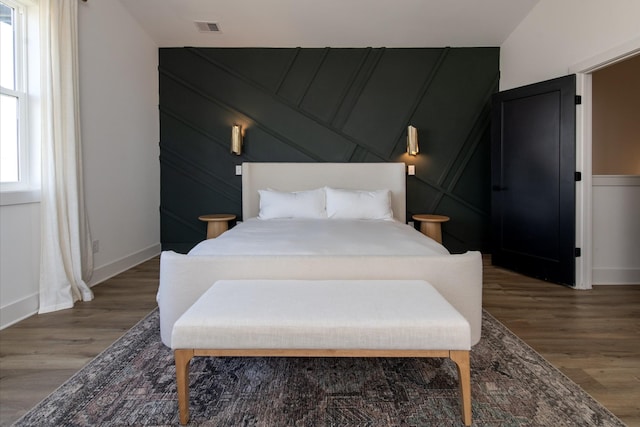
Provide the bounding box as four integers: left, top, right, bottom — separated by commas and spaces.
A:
189, 218, 449, 256
160, 163, 483, 349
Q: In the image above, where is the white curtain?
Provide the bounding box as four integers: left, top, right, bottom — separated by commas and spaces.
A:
38, 0, 94, 313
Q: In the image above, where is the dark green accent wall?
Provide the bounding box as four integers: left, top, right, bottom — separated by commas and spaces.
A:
159, 47, 499, 254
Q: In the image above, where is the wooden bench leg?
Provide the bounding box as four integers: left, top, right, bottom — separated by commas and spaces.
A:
175, 349, 194, 425
449, 350, 472, 426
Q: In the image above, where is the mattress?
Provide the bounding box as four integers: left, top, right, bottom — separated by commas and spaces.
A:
189, 218, 449, 256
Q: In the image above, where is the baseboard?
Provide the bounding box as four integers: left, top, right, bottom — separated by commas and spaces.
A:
89, 243, 161, 287
0, 292, 39, 330
593, 268, 640, 285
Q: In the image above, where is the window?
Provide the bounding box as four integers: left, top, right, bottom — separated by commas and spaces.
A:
1, 1, 25, 184
0, 0, 39, 202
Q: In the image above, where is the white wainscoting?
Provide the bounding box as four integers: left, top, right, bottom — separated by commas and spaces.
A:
592, 175, 640, 285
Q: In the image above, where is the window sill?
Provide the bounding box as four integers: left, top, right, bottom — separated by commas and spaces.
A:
0, 189, 41, 206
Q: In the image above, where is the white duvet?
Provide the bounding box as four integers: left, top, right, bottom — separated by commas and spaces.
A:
189, 218, 449, 256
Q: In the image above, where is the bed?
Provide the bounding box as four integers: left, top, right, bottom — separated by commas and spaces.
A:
158, 162, 483, 347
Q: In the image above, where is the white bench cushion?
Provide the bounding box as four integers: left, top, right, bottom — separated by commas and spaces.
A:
171, 279, 470, 351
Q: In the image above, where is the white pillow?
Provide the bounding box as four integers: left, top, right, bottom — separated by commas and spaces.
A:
325, 187, 393, 220
258, 188, 327, 219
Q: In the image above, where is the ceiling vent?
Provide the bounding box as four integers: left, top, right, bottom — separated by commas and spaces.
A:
195, 21, 221, 33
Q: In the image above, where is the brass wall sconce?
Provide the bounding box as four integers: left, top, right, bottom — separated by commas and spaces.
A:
407, 125, 419, 156
231, 124, 243, 155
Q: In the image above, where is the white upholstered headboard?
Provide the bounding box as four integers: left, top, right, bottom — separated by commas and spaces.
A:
242, 162, 406, 223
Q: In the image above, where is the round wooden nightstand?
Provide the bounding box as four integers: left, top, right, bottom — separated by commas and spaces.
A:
198, 214, 236, 239
412, 214, 450, 244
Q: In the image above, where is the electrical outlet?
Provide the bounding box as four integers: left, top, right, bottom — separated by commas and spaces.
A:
92, 240, 100, 253
408, 165, 416, 175
235, 165, 242, 175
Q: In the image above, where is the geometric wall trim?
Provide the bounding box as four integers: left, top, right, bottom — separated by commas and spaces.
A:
159, 47, 499, 253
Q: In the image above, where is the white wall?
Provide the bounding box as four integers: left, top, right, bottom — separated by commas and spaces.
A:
0, 203, 40, 327
0, 1, 160, 329
500, 0, 640, 90
78, 0, 160, 285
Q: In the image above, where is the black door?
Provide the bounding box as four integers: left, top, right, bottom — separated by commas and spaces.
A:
491, 75, 577, 286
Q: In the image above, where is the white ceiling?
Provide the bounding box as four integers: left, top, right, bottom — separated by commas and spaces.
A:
118, 0, 540, 48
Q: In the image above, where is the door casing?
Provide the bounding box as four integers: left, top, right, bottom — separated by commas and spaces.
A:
569, 37, 640, 290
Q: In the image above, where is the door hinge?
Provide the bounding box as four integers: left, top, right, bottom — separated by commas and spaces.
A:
575, 248, 581, 257
575, 171, 582, 181
575, 95, 582, 105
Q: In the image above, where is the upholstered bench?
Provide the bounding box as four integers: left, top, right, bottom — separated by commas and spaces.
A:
171, 279, 472, 425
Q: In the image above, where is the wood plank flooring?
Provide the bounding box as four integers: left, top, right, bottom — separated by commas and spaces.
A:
1, 255, 639, 426
483, 259, 640, 426
0, 258, 160, 426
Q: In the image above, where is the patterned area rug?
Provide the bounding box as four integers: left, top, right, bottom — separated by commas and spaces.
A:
14, 309, 624, 427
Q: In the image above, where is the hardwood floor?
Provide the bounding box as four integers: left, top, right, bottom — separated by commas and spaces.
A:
1, 255, 638, 426
483, 259, 640, 426
0, 258, 160, 426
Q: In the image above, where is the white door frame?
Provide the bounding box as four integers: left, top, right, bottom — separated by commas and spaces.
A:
570, 37, 640, 290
